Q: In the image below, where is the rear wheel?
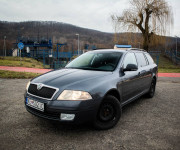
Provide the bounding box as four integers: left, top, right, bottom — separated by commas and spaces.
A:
147, 78, 156, 98
93, 95, 121, 130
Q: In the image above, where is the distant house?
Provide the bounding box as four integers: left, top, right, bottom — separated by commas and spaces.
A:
114, 45, 132, 50
12, 49, 18, 56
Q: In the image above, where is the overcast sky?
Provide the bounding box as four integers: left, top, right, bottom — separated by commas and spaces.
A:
0, 0, 180, 36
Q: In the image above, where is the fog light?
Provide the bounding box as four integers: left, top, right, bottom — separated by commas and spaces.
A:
60, 113, 75, 121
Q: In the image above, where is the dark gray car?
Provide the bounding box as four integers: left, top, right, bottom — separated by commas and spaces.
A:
25, 49, 158, 129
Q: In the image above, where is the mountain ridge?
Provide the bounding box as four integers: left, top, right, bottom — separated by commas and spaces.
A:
0, 20, 114, 51
0, 21, 178, 53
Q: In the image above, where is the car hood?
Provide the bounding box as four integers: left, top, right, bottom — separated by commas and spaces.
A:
32, 68, 112, 90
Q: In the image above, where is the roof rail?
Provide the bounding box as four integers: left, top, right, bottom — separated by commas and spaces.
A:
127, 48, 147, 52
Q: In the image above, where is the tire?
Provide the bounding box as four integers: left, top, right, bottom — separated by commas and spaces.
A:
93, 95, 121, 130
147, 78, 156, 98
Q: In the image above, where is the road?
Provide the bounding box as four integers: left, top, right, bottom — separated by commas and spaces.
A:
0, 77, 180, 150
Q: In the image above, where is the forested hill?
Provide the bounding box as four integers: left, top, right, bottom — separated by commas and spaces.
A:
0, 21, 114, 50
0, 21, 177, 52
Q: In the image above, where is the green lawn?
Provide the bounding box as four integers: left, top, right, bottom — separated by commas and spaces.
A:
0, 56, 46, 69
0, 56, 46, 78
0, 70, 41, 79
153, 55, 180, 73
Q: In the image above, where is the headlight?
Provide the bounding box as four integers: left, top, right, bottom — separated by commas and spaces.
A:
26, 81, 30, 91
57, 90, 92, 101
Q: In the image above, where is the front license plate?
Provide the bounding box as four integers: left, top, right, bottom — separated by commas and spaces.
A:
26, 98, 44, 112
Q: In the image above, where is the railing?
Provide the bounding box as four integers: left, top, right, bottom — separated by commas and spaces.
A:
165, 50, 180, 65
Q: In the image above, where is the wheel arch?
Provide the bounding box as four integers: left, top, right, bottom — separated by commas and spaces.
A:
153, 75, 157, 84
104, 89, 121, 103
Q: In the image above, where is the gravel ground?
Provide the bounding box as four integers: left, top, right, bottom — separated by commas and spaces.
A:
0, 77, 180, 150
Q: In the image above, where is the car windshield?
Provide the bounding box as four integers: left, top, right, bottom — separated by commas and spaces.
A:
66, 52, 122, 71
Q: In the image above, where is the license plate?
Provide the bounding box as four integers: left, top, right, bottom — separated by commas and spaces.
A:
26, 97, 44, 112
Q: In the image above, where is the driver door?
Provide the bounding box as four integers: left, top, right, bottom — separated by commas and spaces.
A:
120, 53, 140, 102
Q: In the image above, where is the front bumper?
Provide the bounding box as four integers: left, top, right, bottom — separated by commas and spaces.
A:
24, 93, 100, 124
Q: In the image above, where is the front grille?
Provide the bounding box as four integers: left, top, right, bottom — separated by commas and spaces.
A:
26, 105, 60, 120
28, 83, 57, 99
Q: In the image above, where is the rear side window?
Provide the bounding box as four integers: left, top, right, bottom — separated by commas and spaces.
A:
135, 53, 147, 67
145, 53, 154, 65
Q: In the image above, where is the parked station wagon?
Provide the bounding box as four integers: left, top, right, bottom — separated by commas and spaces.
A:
25, 49, 158, 129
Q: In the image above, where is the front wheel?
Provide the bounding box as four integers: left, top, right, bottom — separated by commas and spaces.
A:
93, 95, 121, 130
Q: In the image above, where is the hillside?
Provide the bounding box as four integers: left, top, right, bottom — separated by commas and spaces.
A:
0, 21, 179, 54
0, 21, 114, 53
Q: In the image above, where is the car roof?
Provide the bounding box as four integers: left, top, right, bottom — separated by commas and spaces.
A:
89, 48, 147, 54
90, 49, 126, 53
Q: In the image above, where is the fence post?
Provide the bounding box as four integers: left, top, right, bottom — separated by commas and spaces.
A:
54, 61, 56, 69
156, 55, 159, 67
43, 49, 45, 68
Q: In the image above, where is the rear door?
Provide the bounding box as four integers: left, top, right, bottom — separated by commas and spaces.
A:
135, 52, 151, 93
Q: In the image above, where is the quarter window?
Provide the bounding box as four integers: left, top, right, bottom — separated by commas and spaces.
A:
135, 53, 147, 67
123, 53, 137, 68
145, 53, 154, 65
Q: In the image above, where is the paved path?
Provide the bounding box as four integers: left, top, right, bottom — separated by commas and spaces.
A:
0, 66, 52, 74
0, 66, 180, 77
158, 73, 180, 77
0, 78, 180, 150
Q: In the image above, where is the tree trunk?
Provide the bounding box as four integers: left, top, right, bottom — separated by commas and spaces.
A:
143, 33, 150, 51
143, 38, 149, 51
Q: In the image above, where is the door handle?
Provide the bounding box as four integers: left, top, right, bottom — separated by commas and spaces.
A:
138, 70, 146, 76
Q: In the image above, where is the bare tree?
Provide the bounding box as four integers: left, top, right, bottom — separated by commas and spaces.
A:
111, 0, 173, 50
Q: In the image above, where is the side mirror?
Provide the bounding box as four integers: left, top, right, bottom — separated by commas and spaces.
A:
123, 64, 138, 71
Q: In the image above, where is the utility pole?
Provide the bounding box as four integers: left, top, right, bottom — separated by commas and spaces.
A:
3, 36, 6, 57
75, 34, 79, 56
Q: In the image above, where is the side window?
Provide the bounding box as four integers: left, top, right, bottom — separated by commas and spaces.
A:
145, 53, 154, 65
135, 53, 147, 67
123, 53, 137, 68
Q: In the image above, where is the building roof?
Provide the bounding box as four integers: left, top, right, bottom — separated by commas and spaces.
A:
114, 45, 132, 48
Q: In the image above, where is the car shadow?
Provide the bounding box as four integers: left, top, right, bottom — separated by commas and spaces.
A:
34, 116, 94, 133
34, 95, 150, 132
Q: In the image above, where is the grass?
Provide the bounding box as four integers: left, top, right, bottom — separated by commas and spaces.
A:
153, 55, 180, 73
0, 56, 45, 69
0, 70, 41, 79
158, 68, 180, 73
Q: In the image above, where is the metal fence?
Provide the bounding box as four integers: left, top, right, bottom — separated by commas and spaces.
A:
0, 49, 13, 56
165, 50, 180, 65
20, 49, 83, 69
